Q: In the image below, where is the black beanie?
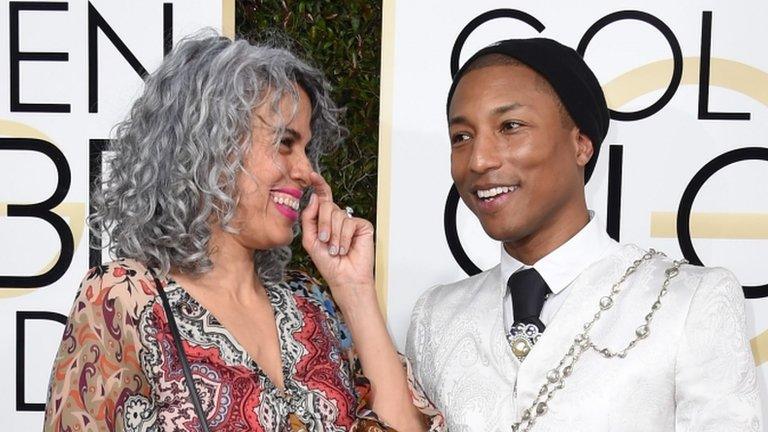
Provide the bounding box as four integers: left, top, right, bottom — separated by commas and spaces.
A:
446, 38, 609, 183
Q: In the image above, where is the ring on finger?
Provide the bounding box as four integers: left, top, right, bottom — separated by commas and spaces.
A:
344, 206, 354, 219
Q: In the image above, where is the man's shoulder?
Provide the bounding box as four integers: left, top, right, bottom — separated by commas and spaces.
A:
622, 243, 728, 275
415, 265, 500, 311
678, 263, 743, 305
617, 243, 741, 302
407, 265, 502, 359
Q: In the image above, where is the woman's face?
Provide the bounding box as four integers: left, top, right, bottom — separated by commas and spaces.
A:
231, 86, 314, 251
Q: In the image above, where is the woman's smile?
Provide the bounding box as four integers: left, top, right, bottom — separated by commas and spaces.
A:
270, 188, 302, 221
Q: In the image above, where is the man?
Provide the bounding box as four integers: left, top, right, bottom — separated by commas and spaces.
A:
405, 38, 761, 431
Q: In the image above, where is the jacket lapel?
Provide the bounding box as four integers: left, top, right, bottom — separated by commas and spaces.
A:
513, 245, 642, 413
482, 265, 521, 374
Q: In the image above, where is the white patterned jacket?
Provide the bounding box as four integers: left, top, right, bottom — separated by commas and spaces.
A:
406, 244, 761, 431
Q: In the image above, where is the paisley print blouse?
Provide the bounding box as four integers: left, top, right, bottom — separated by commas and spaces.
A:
43, 259, 442, 431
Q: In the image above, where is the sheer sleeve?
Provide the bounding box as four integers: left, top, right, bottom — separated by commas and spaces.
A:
303, 278, 445, 431
44, 260, 157, 432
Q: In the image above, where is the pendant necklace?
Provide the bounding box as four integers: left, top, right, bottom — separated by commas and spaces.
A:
511, 249, 687, 432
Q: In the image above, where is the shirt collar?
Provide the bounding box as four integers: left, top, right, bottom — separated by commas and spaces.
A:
500, 211, 619, 295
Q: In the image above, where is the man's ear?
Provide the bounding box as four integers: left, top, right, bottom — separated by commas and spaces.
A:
573, 128, 594, 168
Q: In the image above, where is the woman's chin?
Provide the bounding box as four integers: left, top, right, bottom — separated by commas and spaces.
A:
235, 231, 294, 252
270, 232, 296, 249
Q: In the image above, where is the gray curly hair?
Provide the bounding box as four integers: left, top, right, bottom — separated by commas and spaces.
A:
89, 31, 345, 283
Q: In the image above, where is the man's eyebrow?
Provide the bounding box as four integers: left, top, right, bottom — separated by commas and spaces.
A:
448, 115, 469, 127
491, 102, 525, 115
449, 103, 526, 126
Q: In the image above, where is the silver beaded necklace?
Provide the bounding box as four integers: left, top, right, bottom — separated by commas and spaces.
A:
511, 249, 687, 431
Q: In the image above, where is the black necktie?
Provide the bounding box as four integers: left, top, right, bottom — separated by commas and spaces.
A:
507, 268, 551, 360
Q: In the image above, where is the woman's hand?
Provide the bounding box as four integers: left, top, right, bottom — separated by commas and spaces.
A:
301, 172, 376, 311
302, 172, 427, 431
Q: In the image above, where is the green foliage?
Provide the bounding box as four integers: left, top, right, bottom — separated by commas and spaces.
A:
236, 0, 382, 275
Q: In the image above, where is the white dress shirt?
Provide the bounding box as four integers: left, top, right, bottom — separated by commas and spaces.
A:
501, 211, 619, 331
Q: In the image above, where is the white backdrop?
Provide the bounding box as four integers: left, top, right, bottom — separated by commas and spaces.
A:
377, 0, 768, 420
0, 1, 231, 430
3, 0, 768, 428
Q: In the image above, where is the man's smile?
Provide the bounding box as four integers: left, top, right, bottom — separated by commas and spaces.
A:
471, 183, 520, 213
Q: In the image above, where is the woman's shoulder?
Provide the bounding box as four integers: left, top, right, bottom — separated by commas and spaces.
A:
75, 258, 159, 316
86, 258, 150, 281
47, 259, 155, 430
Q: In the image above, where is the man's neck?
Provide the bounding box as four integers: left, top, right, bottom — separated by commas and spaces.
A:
503, 204, 590, 265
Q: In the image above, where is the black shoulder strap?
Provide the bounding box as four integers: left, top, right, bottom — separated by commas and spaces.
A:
149, 269, 212, 432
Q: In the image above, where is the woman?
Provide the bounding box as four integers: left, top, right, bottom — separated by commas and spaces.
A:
44, 34, 440, 431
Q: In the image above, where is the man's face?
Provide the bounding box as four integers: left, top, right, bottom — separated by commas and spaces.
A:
448, 62, 592, 245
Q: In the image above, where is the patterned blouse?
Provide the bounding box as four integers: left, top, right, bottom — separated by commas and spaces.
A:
44, 259, 443, 431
